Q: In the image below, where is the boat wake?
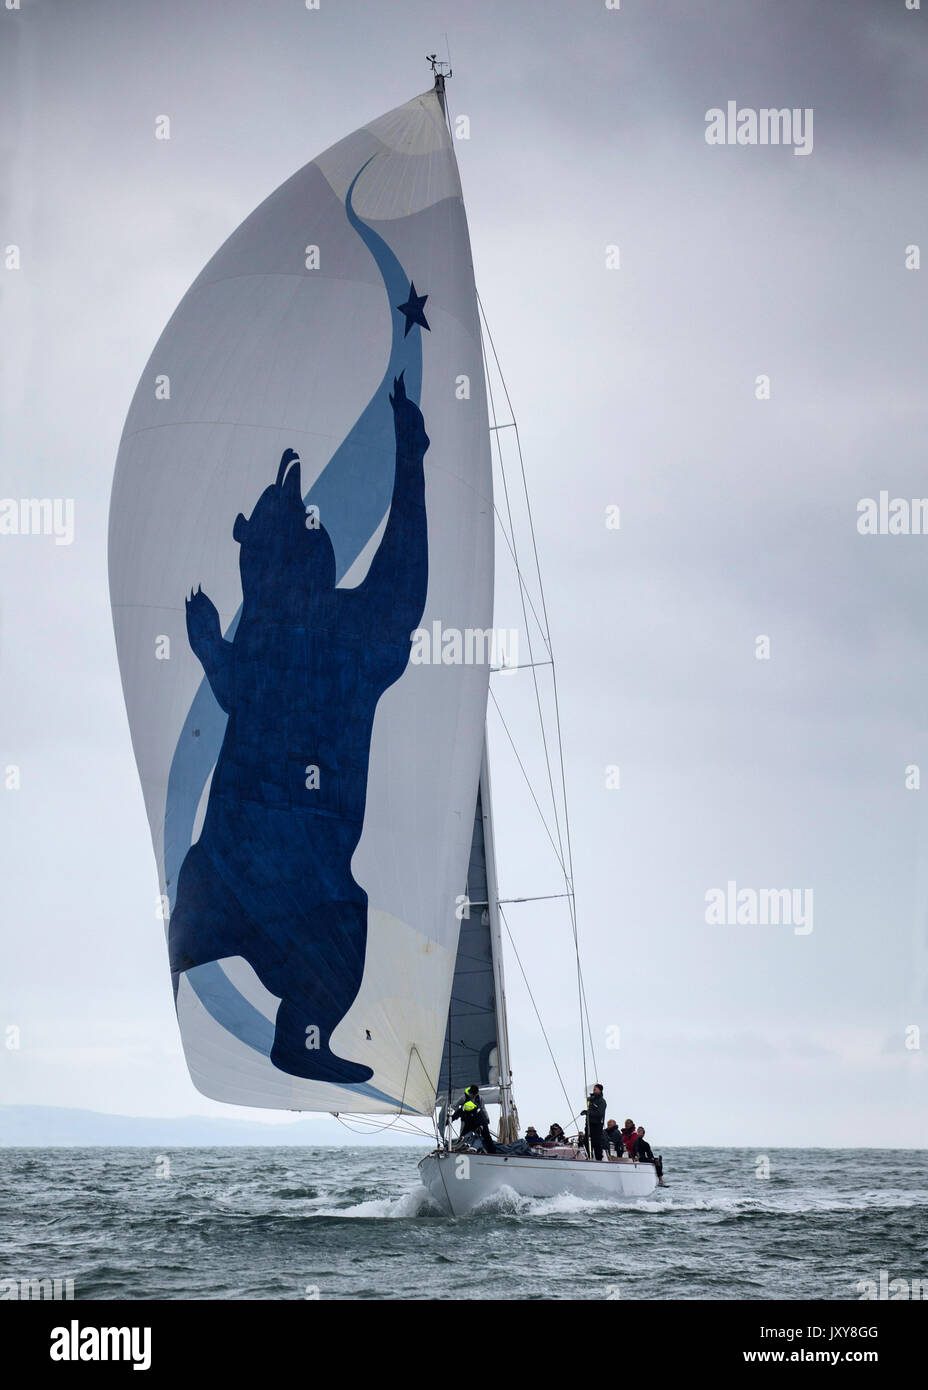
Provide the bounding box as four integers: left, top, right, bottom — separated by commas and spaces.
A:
312, 1186, 445, 1220
443, 1184, 669, 1218
409, 1183, 928, 1221
306, 1184, 654, 1220
207, 1173, 928, 1224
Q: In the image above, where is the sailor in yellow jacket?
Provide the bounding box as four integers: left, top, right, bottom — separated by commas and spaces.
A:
451, 1084, 497, 1153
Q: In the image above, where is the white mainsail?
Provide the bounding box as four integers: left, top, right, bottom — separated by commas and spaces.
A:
109, 82, 493, 1115
438, 742, 514, 1116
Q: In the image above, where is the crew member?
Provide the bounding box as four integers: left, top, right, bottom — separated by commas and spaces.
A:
635, 1125, 666, 1185
581, 1083, 607, 1161
451, 1084, 497, 1153
603, 1118, 623, 1157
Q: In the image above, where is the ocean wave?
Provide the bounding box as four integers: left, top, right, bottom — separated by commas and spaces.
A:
629, 1189, 928, 1217
8, 1148, 927, 1299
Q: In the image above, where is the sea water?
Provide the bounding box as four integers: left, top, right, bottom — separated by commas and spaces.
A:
1, 1146, 925, 1301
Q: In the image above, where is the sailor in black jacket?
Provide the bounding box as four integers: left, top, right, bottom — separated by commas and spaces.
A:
603, 1118, 624, 1156
633, 1127, 654, 1162
581, 1084, 607, 1160
633, 1125, 665, 1184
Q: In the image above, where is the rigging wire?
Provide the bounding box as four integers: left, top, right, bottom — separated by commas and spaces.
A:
488, 685, 567, 875
491, 502, 554, 654
446, 63, 599, 1107
500, 906, 581, 1132
481, 303, 563, 857
478, 295, 599, 1095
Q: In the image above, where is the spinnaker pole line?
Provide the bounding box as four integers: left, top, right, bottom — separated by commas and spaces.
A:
498, 893, 572, 905
477, 293, 598, 1099
331, 1112, 437, 1138
329, 1045, 440, 1141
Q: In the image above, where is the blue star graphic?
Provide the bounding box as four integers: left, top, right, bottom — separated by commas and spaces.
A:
396, 281, 430, 337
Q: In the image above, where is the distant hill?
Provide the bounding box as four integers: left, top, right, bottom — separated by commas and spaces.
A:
0, 1105, 432, 1148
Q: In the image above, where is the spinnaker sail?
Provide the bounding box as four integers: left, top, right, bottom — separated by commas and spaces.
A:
109, 82, 493, 1115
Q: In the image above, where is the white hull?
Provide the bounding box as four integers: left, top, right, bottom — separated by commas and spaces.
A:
419, 1150, 659, 1215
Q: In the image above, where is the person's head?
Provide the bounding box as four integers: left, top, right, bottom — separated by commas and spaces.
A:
592, 1084, 603, 1095
606, 1118, 617, 1128
465, 1085, 479, 1097
624, 1118, 634, 1129
526, 1127, 537, 1137
637, 1126, 645, 1137
551, 1123, 563, 1136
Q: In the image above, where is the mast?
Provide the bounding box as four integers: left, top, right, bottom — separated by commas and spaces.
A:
427, 53, 451, 119
480, 736, 515, 1130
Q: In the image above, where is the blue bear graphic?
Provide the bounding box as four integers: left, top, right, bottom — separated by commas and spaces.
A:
169, 374, 429, 1084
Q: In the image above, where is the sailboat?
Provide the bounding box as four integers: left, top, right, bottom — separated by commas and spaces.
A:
109, 63, 659, 1216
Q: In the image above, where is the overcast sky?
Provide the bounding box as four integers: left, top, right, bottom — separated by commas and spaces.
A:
1, 0, 926, 1147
